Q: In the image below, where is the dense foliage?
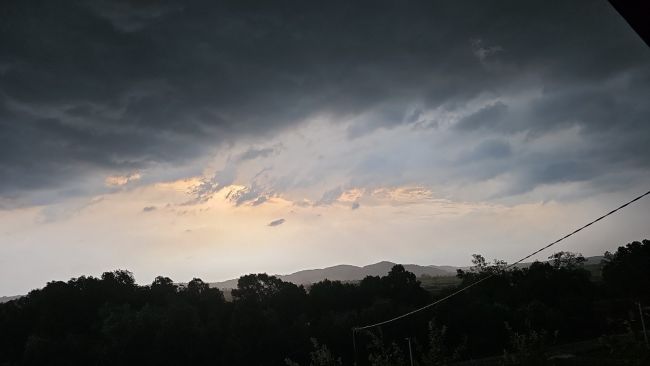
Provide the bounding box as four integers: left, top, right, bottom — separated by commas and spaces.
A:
1, 240, 649, 365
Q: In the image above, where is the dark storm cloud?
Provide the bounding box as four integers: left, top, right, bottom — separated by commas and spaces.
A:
238, 146, 277, 161
1, 0, 648, 201
315, 187, 343, 206
455, 102, 508, 131
346, 105, 411, 139
185, 162, 237, 205
267, 218, 285, 227
459, 139, 512, 161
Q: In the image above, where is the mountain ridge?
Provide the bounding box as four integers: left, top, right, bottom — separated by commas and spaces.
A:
209, 256, 605, 289
0, 256, 606, 299
209, 261, 458, 289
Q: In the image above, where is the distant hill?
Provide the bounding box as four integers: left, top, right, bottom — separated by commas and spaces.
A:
584, 255, 604, 266
210, 261, 457, 289
209, 256, 606, 290
0, 295, 22, 304
0, 257, 606, 299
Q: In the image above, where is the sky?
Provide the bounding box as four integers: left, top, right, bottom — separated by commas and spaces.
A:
1, 0, 650, 295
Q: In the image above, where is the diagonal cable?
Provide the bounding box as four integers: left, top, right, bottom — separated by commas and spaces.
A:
353, 190, 650, 331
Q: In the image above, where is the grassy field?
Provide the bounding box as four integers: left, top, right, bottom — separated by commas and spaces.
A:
418, 275, 462, 295
418, 260, 605, 296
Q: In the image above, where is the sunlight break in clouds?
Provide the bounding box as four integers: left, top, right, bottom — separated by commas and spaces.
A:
105, 172, 142, 187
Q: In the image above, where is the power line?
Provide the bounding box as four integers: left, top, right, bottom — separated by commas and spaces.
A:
353, 190, 650, 332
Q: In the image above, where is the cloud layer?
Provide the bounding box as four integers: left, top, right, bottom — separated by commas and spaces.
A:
1, 0, 649, 206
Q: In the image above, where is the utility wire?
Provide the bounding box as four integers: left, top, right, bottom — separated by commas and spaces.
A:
353, 190, 650, 332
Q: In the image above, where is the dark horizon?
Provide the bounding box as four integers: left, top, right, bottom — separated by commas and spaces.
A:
1, 238, 649, 365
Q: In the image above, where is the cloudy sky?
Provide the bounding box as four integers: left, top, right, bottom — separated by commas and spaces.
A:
1, 0, 649, 295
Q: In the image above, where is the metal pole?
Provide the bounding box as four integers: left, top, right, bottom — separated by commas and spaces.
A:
352, 329, 358, 366
639, 302, 649, 348
405, 337, 413, 366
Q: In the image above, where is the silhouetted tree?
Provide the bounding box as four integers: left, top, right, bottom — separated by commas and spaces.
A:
602, 239, 650, 302
1, 242, 649, 365
548, 251, 586, 269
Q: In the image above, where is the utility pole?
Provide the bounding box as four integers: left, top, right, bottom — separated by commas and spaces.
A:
405, 337, 414, 366
352, 329, 358, 366
639, 302, 649, 349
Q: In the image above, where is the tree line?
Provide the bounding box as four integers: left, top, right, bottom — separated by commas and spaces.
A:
1, 239, 649, 365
